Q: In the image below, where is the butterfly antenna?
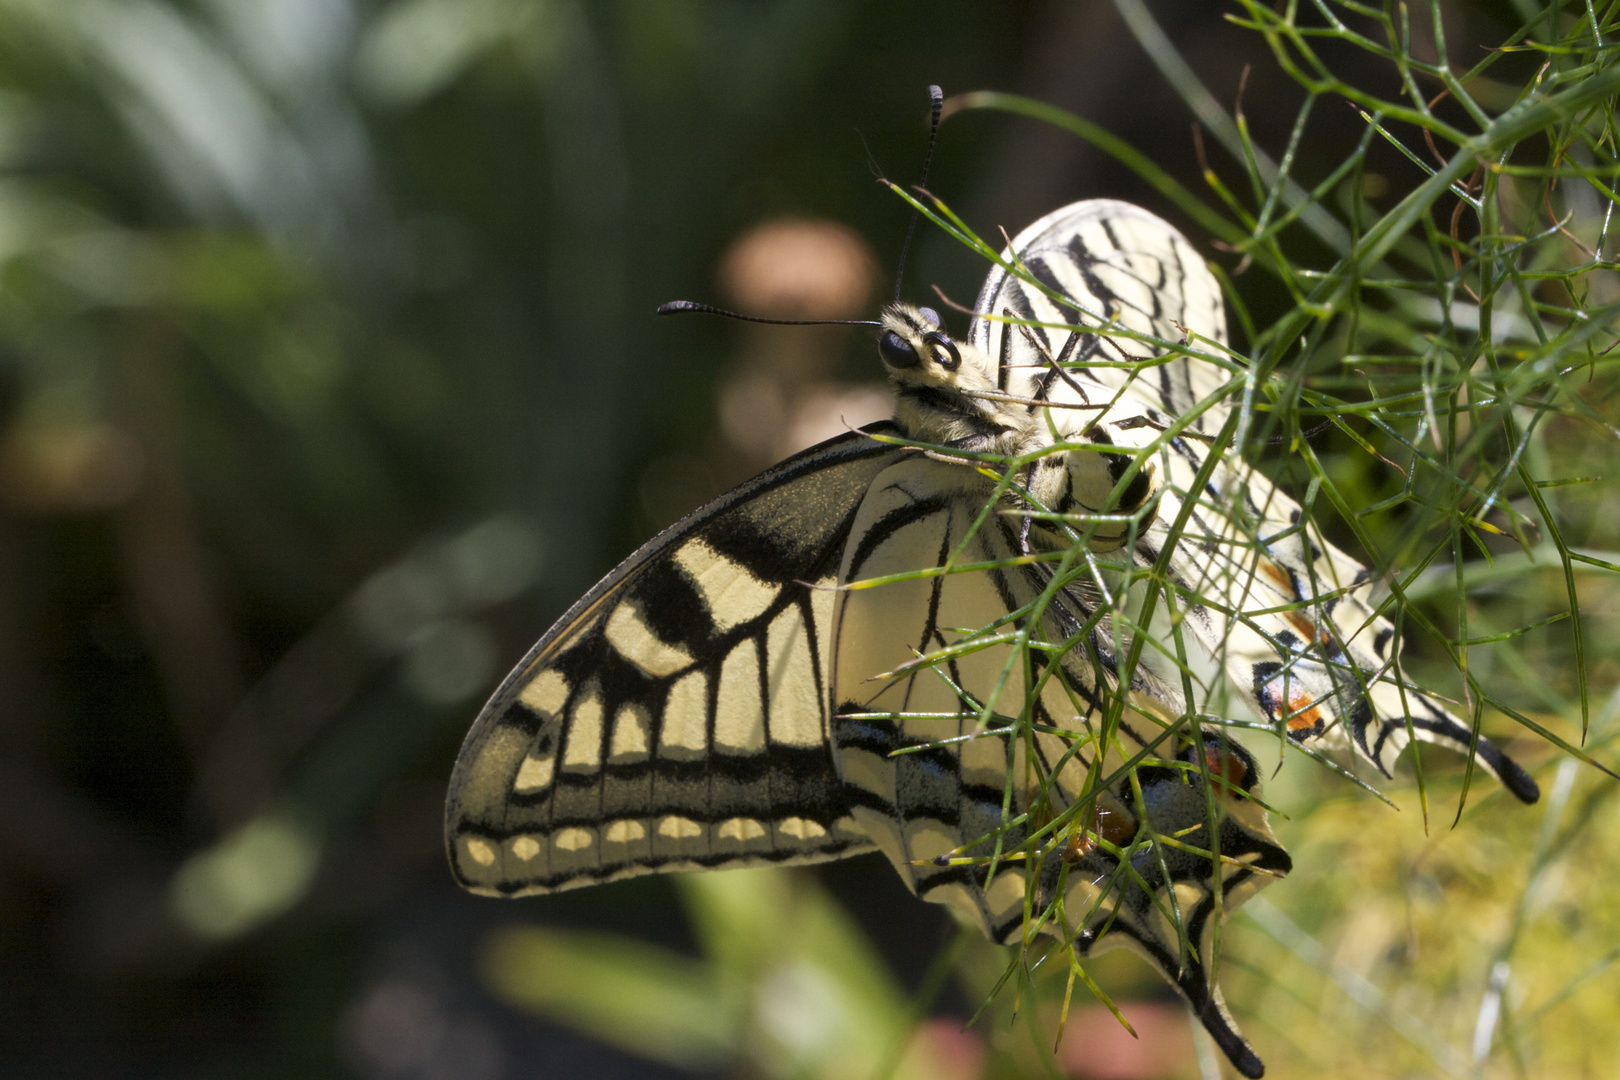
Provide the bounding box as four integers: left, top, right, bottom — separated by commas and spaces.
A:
892, 84, 945, 304
656, 300, 880, 327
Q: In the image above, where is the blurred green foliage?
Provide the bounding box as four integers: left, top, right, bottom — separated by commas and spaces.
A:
483, 871, 934, 1077
3, 1, 1619, 1079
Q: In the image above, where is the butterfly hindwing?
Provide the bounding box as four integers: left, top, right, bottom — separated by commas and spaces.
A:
1157, 466, 1542, 801
829, 454, 1104, 939
828, 454, 1288, 1077
446, 427, 906, 895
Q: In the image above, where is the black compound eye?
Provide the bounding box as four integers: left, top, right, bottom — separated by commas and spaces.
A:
916, 306, 943, 329
879, 330, 921, 368
923, 331, 961, 371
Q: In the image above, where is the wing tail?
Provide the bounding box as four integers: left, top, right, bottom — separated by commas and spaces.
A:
1360, 682, 1540, 803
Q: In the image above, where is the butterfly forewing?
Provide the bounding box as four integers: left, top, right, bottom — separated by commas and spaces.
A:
446, 429, 905, 895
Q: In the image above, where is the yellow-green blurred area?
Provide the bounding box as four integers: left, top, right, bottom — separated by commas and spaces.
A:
2, 0, 1618, 1078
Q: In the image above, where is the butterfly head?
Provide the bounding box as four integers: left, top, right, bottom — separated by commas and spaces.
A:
877, 304, 997, 383
880, 303, 1025, 452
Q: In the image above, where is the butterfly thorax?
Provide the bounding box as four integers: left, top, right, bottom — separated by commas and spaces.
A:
879, 303, 1156, 538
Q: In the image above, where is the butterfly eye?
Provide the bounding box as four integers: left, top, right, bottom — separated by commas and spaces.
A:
917, 306, 943, 329
923, 331, 961, 371
879, 330, 921, 368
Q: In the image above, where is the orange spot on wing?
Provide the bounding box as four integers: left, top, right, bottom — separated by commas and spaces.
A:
1062, 802, 1137, 863
1203, 746, 1248, 788
1285, 610, 1321, 640
1260, 677, 1325, 735
1262, 558, 1331, 643
1259, 560, 1295, 595
1286, 709, 1322, 732
1284, 685, 1322, 732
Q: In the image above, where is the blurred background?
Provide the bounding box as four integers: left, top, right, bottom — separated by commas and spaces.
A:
2, 1, 1615, 1078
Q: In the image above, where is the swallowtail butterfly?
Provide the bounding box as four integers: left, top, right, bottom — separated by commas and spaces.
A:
446, 198, 1539, 1078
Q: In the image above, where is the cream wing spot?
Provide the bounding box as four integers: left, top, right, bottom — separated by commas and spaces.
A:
905, 823, 958, 863
985, 869, 1026, 922
609, 703, 650, 763
465, 838, 496, 866
717, 817, 767, 842
513, 754, 555, 793
714, 643, 765, 754
553, 827, 595, 852
562, 688, 605, 772
604, 819, 646, 843
659, 671, 709, 759
511, 836, 541, 861
777, 817, 826, 840
674, 539, 778, 633
766, 608, 823, 748
1062, 876, 1109, 921
839, 746, 895, 804
670, 537, 719, 578
657, 816, 704, 840
519, 668, 569, 716
605, 601, 693, 677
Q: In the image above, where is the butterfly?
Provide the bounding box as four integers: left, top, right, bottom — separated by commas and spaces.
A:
445, 197, 1539, 1078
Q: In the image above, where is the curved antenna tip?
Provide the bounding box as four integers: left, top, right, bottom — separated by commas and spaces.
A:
893, 84, 948, 304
